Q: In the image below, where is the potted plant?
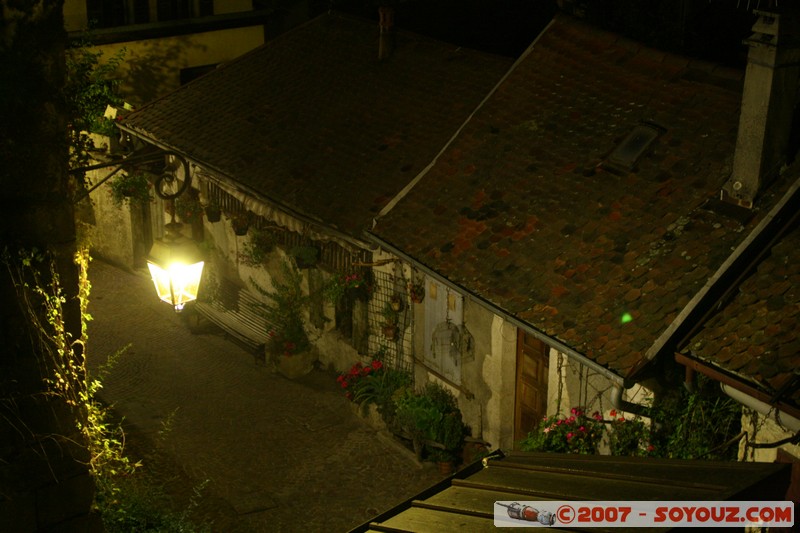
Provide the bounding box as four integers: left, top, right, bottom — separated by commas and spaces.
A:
252, 261, 315, 378
108, 172, 152, 206
382, 302, 399, 340
229, 211, 251, 236
393, 383, 468, 468
204, 199, 221, 223
323, 272, 370, 304
390, 294, 404, 312
408, 281, 425, 304
174, 193, 203, 224
238, 227, 274, 267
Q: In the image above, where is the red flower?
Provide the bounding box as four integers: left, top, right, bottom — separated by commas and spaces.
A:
371, 360, 383, 370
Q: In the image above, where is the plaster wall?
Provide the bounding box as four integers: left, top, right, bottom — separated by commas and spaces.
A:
479, 311, 518, 450
740, 409, 800, 463
79, 166, 137, 269
91, 27, 265, 105
63, 0, 255, 32
547, 350, 652, 418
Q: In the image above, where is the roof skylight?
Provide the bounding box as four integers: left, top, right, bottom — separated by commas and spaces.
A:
605, 123, 664, 172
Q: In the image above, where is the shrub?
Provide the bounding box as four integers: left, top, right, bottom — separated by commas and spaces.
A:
518, 407, 605, 455
607, 410, 654, 456
251, 260, 310, 357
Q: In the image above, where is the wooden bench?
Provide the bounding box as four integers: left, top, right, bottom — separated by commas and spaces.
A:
194, 279, 274, 353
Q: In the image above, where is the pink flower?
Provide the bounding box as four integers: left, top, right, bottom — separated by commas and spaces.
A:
543, 427, 551, 433
579, 426, 585, 432
566, 432, 574, 440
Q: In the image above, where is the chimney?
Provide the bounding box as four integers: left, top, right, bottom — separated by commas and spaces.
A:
722, 10, 800, 208
378, 6, 395, 61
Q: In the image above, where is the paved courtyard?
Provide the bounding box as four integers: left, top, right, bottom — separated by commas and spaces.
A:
86, 259, 443, 532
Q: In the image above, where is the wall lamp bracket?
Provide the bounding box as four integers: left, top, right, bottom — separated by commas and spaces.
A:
71, 149, 191, 203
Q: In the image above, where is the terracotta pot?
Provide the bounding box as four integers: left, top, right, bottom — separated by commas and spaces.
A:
276, 350, 317, 379
437, 461, 454, 476
232, 220, 249, 236
205, 205, 221, 223
382, 324, 398, 340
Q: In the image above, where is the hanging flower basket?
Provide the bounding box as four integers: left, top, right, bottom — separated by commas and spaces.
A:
230, 212, 250, 236
390, 295, 404, 312
382, 323, 399, 340
290, 245, 319, 269
408, 282, 425, 304
205, 203, 221, 223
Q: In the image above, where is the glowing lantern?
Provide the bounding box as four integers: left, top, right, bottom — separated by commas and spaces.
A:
147, 223, 204, 311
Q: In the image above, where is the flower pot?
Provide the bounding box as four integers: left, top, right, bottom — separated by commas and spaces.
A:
390, 297, 403, 312
232, 220, 249, 236
437, 461, 454, 476
409, 284, 424, 304
382, 323, 398, 340
346, 284, 369, 301
276, 350, 317, 379
205, 205, 221, 223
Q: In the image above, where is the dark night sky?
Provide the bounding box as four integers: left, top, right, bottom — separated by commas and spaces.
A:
325, 0, 760, 65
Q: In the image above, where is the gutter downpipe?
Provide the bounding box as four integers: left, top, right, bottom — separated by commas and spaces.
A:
721, 383, 800, 433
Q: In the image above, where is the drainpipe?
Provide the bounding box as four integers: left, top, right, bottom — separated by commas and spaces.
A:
721, 383, 800, 433
610, 383, 651, 418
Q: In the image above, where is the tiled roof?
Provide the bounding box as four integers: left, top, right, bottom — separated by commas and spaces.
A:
686, 204, 800, 407
370, 14, 795, 378
119, 13, 513, 239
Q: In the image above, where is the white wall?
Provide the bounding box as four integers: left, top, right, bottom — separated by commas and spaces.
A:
740, 409, 800, 463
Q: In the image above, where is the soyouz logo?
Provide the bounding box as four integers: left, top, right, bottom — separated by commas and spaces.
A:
493, 501, 794, 528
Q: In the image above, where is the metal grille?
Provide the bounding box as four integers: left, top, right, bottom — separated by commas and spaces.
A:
368, 270, 414, 372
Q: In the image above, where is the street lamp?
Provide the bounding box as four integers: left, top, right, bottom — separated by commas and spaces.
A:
72, 149, 205, 312
147, 221, 204, 311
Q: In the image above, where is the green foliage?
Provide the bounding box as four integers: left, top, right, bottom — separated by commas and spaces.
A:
289, 245, 319, 268
337, 359, 412, 425
238, 227, 274, 267
650, 378, 742, 460
97, 476, 210, 533
518, 407, 605, 455
607, 411, 654, 457
520, 384, 742, 460
251, 260, 310, 357
5, 250, 208, 531
394, 382, 468, 461
65, 39, 126, 169
323, 272, 369, 303
174, 193, 203, 224
109, 172, 152, 206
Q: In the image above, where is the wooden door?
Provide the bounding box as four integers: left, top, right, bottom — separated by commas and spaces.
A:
514, 330, 549, 446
